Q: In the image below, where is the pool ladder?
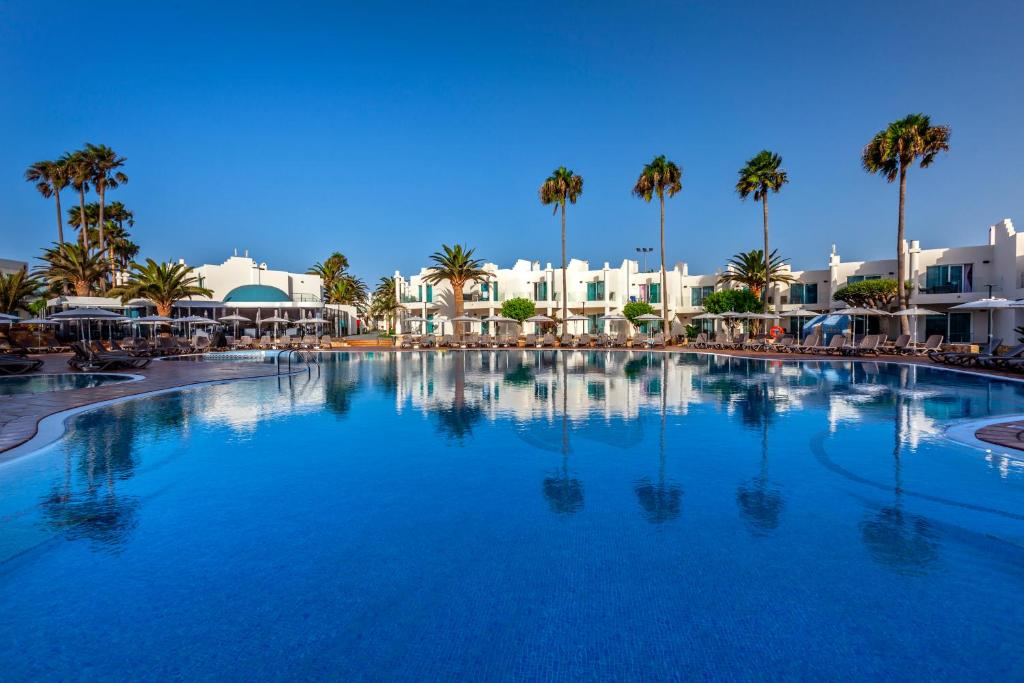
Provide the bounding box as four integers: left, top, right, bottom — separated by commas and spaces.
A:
276, 349, 320, 377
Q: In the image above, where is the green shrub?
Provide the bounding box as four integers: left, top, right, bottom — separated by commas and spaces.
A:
701, 289, 761, 314
500, 297, 536, 322
622, 301, 655, 328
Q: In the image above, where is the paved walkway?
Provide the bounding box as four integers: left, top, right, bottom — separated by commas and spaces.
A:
0, 354, 282, 454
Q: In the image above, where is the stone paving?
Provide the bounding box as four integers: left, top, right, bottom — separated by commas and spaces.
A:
0, 353, 282, 454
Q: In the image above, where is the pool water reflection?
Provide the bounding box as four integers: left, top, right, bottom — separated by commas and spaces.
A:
1, 351, 1023, 680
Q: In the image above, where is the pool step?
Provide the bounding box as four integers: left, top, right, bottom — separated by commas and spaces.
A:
343, 338, 395, 347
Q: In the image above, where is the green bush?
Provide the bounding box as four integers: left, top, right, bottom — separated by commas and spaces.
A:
832, 278, 898, 309
701, 289, 761, 314
622, 301, 655, 328
500, 297, 536, 322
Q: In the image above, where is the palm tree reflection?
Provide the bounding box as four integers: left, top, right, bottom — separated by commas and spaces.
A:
435, 353, 482, 442
543, 355, 584, 514
634, 358, 681, 523
859, 393, 939, 574
736, 398, 784, 534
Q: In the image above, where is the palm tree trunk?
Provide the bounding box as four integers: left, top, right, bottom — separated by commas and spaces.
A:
97, 183, 108, 291
659, 193, 668, 338
54, 191, 64, 245
561, 202, 567, 335
79, 188, 89, 253
762, 193, 770, 318
897, 166, 909, 334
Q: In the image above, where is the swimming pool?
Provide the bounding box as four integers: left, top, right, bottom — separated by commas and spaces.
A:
0, 372, 135, 396
1, 351, 1022, 680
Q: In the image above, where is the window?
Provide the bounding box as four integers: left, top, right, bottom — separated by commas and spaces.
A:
789, 283, 818, 305
846, 274, 881, 285
691, 286, 714, 306
925, 264, 972, 294
481, 283, 490, 302
925, 312, 970, 343
426, 285, 433, 303
533, 281, 547, 301
587, 313, 602, 332
586, 281, 605, 301
648, 283, 661, 304
427, 313, 434, 334
492, 282, 498, 301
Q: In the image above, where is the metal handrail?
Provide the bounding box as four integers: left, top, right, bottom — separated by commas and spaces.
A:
276, 349, 320, 376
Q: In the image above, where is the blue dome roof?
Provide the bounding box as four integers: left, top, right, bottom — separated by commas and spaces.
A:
223, 284, 291, 303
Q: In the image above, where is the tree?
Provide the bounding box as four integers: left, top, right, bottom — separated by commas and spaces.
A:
500, 296, 536, 323
632, 155, 683, 337
370, 277, 401, 333
25, 158, 71, 244
110, 259, 212, 317
736, 151, 789, 314
308, 252, 350, 292
84, 143, 128, 284
622, 301, 655, 330
0, 267, 41, 315
717, 249, 795, 300
422, 244, 488, 319
67, 151, 93, 254
539, 166, 583, 333
831, 279, 899, 309
701, 289, 761, 314
36, 242, 110, 296
862, 114, 951, 333
327, 274, 368, 306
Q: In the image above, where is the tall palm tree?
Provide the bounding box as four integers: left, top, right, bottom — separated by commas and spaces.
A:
717, 249, 795, 299
110, 259, 212, 317
68, 202, 99, 244
67, 151, 93, 254
370, 277, 401, 332
85, 143, 128, 283
632, 155, 682, 335
0, 267, 41, 315
36, 242, 110, 296
862, 113, 951, 333
539, 167, 584, 333
308, 252, 350, 293
422, 244, 488, 319
736, 150, 789, 314
25, 158, 71, 244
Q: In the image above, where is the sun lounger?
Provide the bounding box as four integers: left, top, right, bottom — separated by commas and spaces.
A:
966, 342, 1024, 368
689, 332, 708, 349
929, 337, 995, 364
319, 335, 333, 348
0, 353, 43, 375
793, 333, 820, 353
559, 333, 573, 347
541, 333, 556, 348
843, 334, 881, 356
644, 332, 666, 348
909, 334, 943, 357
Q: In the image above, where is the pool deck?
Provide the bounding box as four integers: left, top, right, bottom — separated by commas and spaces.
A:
3, 348, 1023, 455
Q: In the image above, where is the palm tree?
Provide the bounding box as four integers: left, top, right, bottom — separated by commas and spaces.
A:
422, 244, 488, 319
110, 259, 212, 317
736, 151, 789, 314
84, 143, 128, 281
632, 155, 682, 335
539, 167, 584, 333
36, 242, 110, 296
370, 277, 401, 332
68, 202, 99, 244
67, 151, 93, 254
25, 158, 71, 244
862, 114, 951, 333
717, 249, 795, 299
328, 274, 367, 306
308, 252, 350, 293
0, 267, 41, 315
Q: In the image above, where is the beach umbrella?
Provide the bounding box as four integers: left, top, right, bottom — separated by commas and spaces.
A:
19, 317, 58, 348
525, 314, 553, 335
785, 308, 820, 338
565, 313, 589, 334
259, 315, 291, 339
691, 312, 721, 319
0, 312, 18, 323
835, 306, 890, 339
951, 298, 1013, 347
633, 312, 662, 340
131, 314, 175, 339
451, 315, 479, 339
404, 316, 429, 335
219, 313, 251, 338
50, 307, 125, 341
891, 307, 942, 344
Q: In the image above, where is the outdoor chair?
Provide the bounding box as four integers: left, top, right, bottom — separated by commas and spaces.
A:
559, 333, 573, 347
821, 334, 847, 355
319, 335, 333, 348
690, 332, 708, 349
911, 335, 943, 357
843, 334, 881, 357
541, 333, 556, 348
929, 336, 991, 364
645, 332, 666, 348
0, 354, 43, 375
793, 333, 820, 353
578, 333, 592, 348
964, 343, 1024, 368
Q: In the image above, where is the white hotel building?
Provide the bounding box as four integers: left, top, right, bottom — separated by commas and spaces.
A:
395, 218, 1023, 345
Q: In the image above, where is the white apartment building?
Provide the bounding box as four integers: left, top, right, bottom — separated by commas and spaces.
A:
395, 218, 1022, 345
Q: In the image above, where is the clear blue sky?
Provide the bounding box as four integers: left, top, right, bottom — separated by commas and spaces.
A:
2, 1, 1021, 283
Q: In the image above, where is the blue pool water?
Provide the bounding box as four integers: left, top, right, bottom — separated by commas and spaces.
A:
1, 351, 1023, 680
0, 373, 134, 396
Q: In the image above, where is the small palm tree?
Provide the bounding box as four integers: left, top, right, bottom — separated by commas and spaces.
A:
633, 155, 682, 335
736, 150, 789, 314
0, 267, 41, 315
717, 249, 795, 299
539, 167, 583, 333
862, 113, 950, 332
36, 242, 110, 296
422, 244, 488, 318
308, 252, 350, 293
110, 259, 212, 317
328, 274, 368, 306
84, 143, 128, 278
370, 277, 401, 333
25, 158, 71, 244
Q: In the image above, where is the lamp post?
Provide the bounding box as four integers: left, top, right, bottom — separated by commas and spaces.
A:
636, 246, 653, 273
